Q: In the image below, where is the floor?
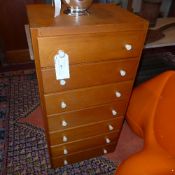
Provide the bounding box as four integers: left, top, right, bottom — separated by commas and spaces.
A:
106, 121, 144, 164
2, 47, 175, 168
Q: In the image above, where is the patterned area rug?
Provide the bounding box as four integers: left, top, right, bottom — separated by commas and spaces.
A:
0, 70, 117, 175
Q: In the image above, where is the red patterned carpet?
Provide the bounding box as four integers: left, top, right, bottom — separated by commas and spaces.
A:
19, 106, 44, 129
1, 50, 175, 174
1, 69, 118, 175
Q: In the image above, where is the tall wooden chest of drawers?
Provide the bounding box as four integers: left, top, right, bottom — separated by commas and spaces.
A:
27, 4, 148, 168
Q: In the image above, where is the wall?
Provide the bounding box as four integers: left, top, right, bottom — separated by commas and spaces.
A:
0, 0, 44, 64
132, 0, 173, 16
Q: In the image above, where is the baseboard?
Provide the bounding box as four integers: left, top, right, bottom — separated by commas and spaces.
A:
6, 49, 33, 64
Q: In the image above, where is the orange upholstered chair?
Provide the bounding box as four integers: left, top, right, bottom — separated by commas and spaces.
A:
115, 71, 175, 175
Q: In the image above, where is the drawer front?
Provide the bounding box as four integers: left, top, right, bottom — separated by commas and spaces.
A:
50, 132, 119, 157
47, 101, 127, 132
44, 81, 133, 115
42, 58, 138, 94
51, 143, 116, 168
49, 118, 123, 145
38, 31, 144, 67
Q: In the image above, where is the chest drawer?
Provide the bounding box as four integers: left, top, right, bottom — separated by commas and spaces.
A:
51, 143, 116, 168
50, 131, 118, 157
44, 81, 133, 115
49, 117, 123, 145
38, 31, 144, 68
41, 58, 138, 94
47, 101, 127, 132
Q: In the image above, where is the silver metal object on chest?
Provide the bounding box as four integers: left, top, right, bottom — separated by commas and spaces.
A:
63, 0, 93, 16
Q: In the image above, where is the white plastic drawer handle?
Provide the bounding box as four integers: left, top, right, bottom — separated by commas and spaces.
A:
106, 138, 111, 143
61, 101, 67, 109
63, 136, 68, 142
120, 69, 126, 77
125, 44, 132, 51
60, 79, 66, 86
64, 149, 68, 155
103, 149, 108, 154
108, 124, 114, 131
115, 91, 121, 98
62, 120, 68, 127
64, 160, 68, 165
112, 110, 117, 116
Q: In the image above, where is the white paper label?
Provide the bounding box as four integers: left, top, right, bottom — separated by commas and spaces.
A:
54, 0, 61, 17
54, 50, 70, 80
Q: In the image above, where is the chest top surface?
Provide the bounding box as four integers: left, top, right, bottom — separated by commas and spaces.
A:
27, 4, 148, 36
